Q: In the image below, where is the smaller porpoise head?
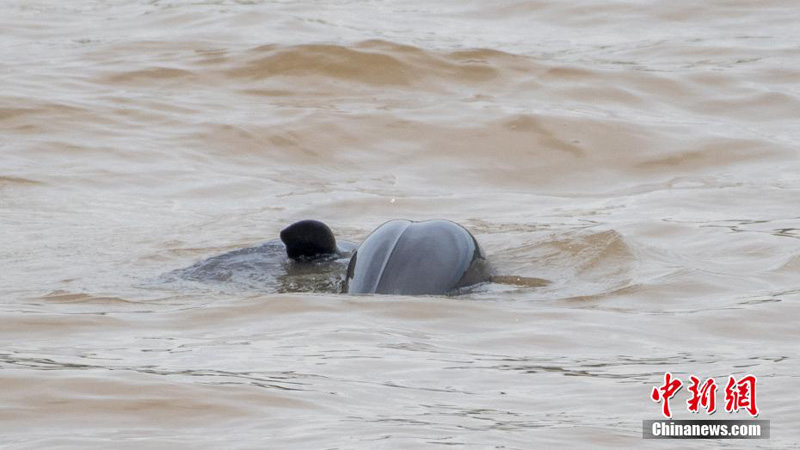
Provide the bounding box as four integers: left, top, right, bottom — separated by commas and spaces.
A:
280, 220, 338, 260
344, 219, 490, 295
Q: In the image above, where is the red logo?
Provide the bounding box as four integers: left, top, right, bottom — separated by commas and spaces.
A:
725, 375, 758, 417
687, 376, 717, 414
651, 374, 759, 418
651, 372, 683, 418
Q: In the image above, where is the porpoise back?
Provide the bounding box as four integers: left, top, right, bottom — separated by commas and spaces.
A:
344, 219, 490, 295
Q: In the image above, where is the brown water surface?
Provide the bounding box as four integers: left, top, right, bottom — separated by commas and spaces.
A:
2, 0, 799, 447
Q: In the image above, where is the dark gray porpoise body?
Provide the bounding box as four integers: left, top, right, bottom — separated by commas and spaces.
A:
170, 220, 356, 293
170, 219, 490, 296
344, 219, 491, 295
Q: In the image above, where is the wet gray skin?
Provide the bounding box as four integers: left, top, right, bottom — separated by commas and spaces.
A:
169, 219, 495, 295
168, 220, 356, 293
343, 219, 491, 295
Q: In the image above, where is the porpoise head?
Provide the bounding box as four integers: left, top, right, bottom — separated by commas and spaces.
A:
280, 220, 338, 260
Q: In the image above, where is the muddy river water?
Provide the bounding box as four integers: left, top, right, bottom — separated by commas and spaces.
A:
1, 0, 799, 447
